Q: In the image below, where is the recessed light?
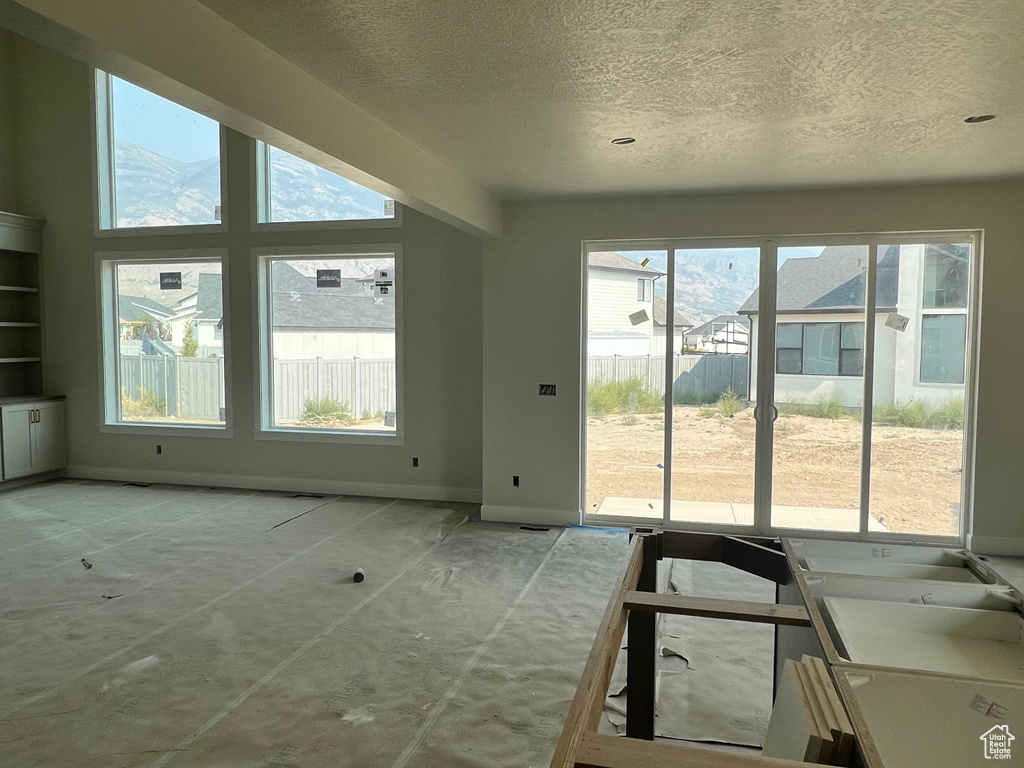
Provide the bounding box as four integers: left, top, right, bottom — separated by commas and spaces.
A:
611, 137, 636, 145
964, 115, 996, 124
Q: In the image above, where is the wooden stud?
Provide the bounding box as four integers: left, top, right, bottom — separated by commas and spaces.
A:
622, 592, 811, 626
625, 534, 659, 740
722, 535, 792, 585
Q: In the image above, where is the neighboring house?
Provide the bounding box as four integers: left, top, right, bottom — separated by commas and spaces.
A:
117, 295, 173, 339
739, 244, 969, 408
268, 261, 395, 358
587, 252, 665, 356
652, 295, 693, 354
684, 314, 750, 354
167, 273, 224, 353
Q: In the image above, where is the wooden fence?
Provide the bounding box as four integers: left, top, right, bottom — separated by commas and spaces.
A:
588, 353, 748, 400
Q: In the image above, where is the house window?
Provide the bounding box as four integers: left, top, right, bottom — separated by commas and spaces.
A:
776, 322, 863, 376
637, 278, 652, 302
95, 72, 223, 230
258, 248, 401, 439
921, 314, 966, 384
100, 254, 227, 429
255, 141, 396, 224
923, 244, 969, 309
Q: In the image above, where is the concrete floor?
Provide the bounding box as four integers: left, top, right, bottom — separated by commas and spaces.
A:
0, 480, 627, 768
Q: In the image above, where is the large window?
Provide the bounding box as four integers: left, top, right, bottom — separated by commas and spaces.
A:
920, 243, 969, 384
95, 72, 223, 230
776, 322, 863, 376
100, 254, 227, 429
258, 248, 400, 439
255, 141, 396, 224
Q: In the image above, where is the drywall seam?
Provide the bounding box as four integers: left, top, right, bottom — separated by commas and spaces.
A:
64, 466, 482, 504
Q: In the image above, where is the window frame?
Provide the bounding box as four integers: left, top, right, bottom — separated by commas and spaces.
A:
775, 321, 864, 377
93, 70, 229, 237
97, 249, 232, 437
636, 277, 652, 302
250, 139, 403, 232
254, 244, 404, 445
918, 243, 970, 386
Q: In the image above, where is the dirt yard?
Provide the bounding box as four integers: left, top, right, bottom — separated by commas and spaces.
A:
586, 406, 962, 536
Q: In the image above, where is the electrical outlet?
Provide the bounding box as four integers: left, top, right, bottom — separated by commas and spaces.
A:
412, 457, 419, 467
156, 445, 162, 455
513, 475, 520, 487
539, 384, 556, 396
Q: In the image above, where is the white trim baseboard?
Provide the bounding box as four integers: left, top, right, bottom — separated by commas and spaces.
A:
480, 504, 580, 527
967, 534, 1024, 557
64, 466, 482, 504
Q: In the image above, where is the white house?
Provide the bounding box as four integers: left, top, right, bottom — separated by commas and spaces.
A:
587, 253, 691, 356
740, 244, 969, 409
684, 314, 750, 354
166, 273, 224, 353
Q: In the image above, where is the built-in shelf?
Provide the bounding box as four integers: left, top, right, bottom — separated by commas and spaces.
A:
0, 357, 42, 364
0, 213, 45, 398
0, 322, 40, 328
0, 285, 39, 293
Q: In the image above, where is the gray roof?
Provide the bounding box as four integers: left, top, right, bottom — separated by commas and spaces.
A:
685, 314, 750, 338
269, 262, 394, 330
652, 295, 692, 328
589, 252, 664, 276
739, 245, 900, 315
118, 295, 173, 323
195, 273, 223, 322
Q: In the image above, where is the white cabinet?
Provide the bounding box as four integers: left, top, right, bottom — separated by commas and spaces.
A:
1, 400, 66, 480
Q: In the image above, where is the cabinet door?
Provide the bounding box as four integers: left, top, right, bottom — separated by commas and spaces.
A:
32, 402, 66, 473
2, 405, 34, 479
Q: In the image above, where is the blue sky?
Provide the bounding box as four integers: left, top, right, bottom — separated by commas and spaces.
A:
112, 77, 220, 163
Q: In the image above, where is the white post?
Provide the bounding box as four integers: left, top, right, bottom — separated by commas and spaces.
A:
353, 357, 361, 417
316, 356, 323, 400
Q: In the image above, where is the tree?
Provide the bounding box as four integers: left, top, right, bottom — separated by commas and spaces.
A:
181, 318, 199, 357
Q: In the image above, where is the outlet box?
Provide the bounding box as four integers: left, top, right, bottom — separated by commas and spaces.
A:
513, 475, 520, 487
412, 457, 419, 467
539, 384, 556, 396
156, 445, 162, 455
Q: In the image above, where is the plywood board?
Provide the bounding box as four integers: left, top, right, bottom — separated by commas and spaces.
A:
794, 660, 835, 763
804, 556, 979, 583
762, 659, 819, 762
803, 655, 855, 766
839, 668, 1024, 768
822, 597, 1024, 682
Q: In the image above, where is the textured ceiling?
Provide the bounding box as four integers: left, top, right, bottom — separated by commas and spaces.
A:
197, 0, 1024, 200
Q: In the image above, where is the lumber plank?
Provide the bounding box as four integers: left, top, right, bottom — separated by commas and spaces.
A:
723, 535, 792, 585
575, 732, 811, 768
622, 592, 811, 626
549, 536, 644, 768
625, 534, 658, 739
661, 531, 724, 562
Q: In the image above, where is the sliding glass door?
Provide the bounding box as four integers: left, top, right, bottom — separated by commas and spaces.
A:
583, 233, 977, 542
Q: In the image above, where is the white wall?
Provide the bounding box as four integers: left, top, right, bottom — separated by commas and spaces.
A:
273, 330, 395, 360
482, 183, 1024, 553
10, 35, 484, 502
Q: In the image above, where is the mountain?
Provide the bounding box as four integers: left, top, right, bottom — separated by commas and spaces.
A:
638, 250, 760, 325
112, 140, 391, 228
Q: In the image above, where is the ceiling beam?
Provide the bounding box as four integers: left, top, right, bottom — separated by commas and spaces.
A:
2, 0, 502, 238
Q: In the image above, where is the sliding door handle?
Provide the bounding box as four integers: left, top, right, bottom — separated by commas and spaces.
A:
753, 403, 780, 423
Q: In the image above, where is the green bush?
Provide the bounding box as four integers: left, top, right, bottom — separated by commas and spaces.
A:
587, 379, 663, 417
777, 395, 854, 421
121, 387, 166, 419
674, 390, 721, 406
927, 396, 965, 430
301, 396, 352, 425
716, 388, 744, 418
873, 400, 929, 428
